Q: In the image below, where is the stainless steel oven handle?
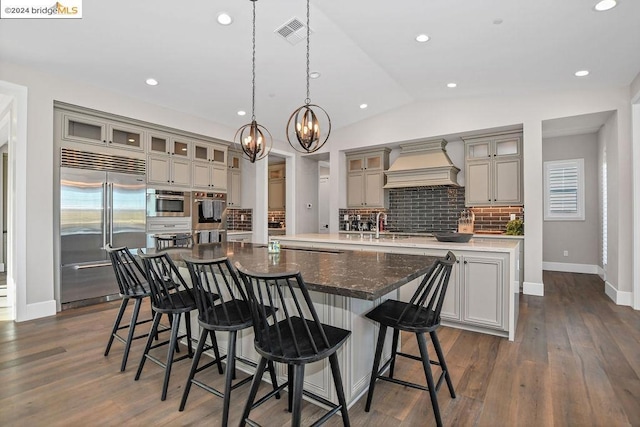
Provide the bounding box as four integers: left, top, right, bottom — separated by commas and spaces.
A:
155, 195, 185, 200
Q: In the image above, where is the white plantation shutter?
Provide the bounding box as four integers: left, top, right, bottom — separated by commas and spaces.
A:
544, 159, 585, 221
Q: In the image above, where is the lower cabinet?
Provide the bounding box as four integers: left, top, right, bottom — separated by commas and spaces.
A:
227, 232, 252, 243
441, 253, 506, 330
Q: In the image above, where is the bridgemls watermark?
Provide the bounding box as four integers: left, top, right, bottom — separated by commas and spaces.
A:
1, 1, 82, 19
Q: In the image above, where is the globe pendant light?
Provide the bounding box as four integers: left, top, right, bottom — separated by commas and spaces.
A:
235, 0, 272, 163
286, 0, 331, 153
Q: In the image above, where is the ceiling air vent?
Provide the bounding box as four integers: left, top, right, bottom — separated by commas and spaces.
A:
274, 17, 311, 45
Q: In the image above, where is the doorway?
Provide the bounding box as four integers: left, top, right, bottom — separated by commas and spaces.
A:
318, 161, 330, 233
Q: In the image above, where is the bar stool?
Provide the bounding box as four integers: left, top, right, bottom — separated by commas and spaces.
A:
155, 233, 193, 250
135, 250, 206, 401
236, 263, 351, 427
179, 256, 280, 427
104, 244, 154, 372
364, 251, 457, 427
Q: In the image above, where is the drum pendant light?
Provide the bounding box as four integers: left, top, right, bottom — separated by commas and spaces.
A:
286, 0, 331, 153
235, 0, 272, 163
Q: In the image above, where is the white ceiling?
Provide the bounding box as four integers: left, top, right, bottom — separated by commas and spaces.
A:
1, 0, 639, 142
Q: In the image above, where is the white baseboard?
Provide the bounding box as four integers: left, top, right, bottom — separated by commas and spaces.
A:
543, 262, 599, 274
523, 281, 544, 296
604, 281, 632, 306
17, 299, 57, 322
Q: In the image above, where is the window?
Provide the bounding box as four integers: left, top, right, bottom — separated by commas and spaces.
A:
544, 158, 585, 221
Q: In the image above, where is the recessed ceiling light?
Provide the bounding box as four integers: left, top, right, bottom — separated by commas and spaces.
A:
594, 0, 617, 11
575, 70, 590, 77
237, 110, 246, 116
415, 34, 430, 43
360, 104, 368, 109
447, 83, 457, 88
309, 71, 321, 79
145, 78, 158, 86
217, 12, 233, 25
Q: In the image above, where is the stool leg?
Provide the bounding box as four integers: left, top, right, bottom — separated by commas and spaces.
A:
329, 353, 351, 427
105, 297, 128, 356
161, 312, 182, 401
389, 328, 400, 378
120, 297, 142, 372
240, 357, 268, 427
365, 324, 387, 412
430, 330, 455, 398
185, 313, 193, 357
179, 327, 209, 411
209, 329, 223, 374
287, 364, 294, 412
267, 361, 281, 399
221, 330, 237, 427
135, 311, 162, 381
416, 332, 442, 427
291, 364, 305, 427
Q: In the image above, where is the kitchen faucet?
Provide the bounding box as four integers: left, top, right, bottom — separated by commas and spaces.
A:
375, 212, 387, 239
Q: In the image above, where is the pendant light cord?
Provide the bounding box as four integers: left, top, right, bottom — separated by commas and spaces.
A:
252, 0, 257, 121
305, 0, 311, 105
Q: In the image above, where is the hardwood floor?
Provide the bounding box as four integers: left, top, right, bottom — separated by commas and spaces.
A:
1, 271, 639, 426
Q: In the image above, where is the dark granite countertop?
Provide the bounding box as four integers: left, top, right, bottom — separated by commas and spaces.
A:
152, 242, 436, 301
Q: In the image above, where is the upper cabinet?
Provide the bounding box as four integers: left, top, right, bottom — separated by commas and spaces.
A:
268, 163, 286, 210
346, 149, 390, 208
463, 132, 523, 206
146, 133, 192, 187
191, 141, 228, 191
227, 150, 242, 208
62, 112, 144, 152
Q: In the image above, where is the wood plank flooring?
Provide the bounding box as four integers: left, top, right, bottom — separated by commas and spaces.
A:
0, 271, 639, 426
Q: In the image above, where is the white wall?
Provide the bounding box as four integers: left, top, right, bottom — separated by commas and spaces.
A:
542, 133, 599, 269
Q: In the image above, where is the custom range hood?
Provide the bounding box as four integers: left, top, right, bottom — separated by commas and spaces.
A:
383, 139, 460, 188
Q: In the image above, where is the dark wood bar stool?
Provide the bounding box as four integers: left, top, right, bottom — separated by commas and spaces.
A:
155, 233, 193, 250
236, 263, 351, 427
104, 244, 154, 372
179, 256, 280, 426
364, 251, 457, 427
135, 250, 203, 401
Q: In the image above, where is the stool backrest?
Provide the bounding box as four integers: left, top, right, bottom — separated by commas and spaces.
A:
155, 234, 193, 250
235, 263, 331, 359
137, 250, 193, 309
399, 251, 456, 328
183, 256, 250, 327
105, 244, 147, 296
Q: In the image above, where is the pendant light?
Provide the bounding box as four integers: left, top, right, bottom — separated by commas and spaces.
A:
235, 0, 272, 163
286, 0, 331, 153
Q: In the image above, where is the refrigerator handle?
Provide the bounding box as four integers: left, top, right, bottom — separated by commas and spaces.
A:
102, 182, 108, 249
108, 182, 114, 245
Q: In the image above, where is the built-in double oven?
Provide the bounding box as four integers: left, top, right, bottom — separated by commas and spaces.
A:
146, 189, 191, 217
192, 191, 227, 243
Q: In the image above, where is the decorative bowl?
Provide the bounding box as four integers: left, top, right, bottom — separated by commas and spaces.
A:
433, 232, 473, 243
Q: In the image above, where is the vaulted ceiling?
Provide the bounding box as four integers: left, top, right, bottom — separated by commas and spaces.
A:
1, 0, 639, 142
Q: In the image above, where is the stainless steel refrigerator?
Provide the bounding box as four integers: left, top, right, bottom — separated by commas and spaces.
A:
60, 165, 146, 306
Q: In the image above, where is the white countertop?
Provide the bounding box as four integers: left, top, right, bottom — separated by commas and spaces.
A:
227, 230, 253, 235
278, 233, 520, 253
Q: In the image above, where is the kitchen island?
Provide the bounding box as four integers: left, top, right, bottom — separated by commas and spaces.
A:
274, 233, 521, 342
160, 241, 438, 408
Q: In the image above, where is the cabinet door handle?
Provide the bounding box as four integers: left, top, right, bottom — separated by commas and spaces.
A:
464, 260, 468, 264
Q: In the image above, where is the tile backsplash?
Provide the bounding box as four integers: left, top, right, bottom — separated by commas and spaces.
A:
338, 187, 524, 233
226, 208, 252, 231
267, 210, 285, 224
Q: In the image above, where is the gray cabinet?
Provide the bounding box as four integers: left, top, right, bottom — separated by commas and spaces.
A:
441, 253, 506, 331
62, 112, 145, 152
192, 141, 228, 191
268, 164, 286, 210
227, 151, 243, 207
346, 149, 389, 208
463, 132, 523, 206
146, 133, 192, 187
